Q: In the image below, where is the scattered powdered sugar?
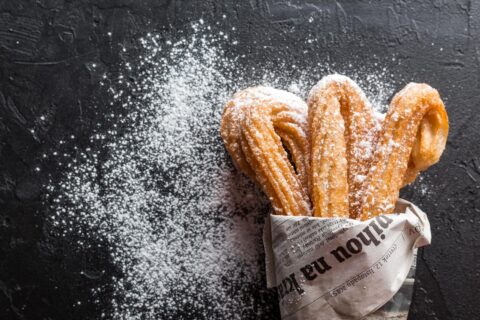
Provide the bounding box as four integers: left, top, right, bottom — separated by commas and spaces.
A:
410, 174, 431, 197
46, 23, 400, 319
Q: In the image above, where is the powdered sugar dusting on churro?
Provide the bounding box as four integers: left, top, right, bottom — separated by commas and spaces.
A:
359, 83, 448, 220
45, 23, 399, 319
308, 74, 368, 104
235, 86, 308, 113
308, 74, 384, 218
223, 86, 311, 216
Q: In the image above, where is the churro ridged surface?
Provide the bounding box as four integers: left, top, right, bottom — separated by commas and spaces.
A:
221, 86, 311, 216
308, 75, 380, 218
358, 83, 448, 220
221, 75, 448, 220
307, 80, 349, 217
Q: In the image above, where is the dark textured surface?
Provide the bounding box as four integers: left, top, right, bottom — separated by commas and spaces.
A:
0, 1, 479, 319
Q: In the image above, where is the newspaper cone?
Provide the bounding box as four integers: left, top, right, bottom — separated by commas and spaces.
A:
264, 199, 430, 320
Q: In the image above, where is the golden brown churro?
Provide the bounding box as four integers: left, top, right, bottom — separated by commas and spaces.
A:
307, 75, 380, 217
220, 87, 311, 216
358, 83, 448, 220
221, 92, 256, 180
220, 76, 448, 220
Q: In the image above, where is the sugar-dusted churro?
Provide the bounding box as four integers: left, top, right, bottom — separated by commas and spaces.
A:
221, 76, 448, 221
307, 75, 380, 218
220, 86, 311, 216
358, 83, 449, 220
221, 92, 256, 180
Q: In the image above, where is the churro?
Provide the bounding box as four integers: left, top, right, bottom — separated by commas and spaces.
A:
221, 87, 311, 216
307, 75, 380, 217
221, 76, 448, 221
358, 83, 449, 220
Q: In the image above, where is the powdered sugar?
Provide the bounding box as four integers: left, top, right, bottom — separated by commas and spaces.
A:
46, 23, 399, 319
238, 86, 308, 112
308, 74, 369, 105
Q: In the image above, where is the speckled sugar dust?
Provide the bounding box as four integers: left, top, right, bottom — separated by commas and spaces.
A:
47, 23, 413, 319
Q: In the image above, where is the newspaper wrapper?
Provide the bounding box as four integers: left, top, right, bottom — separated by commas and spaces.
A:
263, 199, 430, 320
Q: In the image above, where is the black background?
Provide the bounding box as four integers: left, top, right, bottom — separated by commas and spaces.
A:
0, 1, 479, 319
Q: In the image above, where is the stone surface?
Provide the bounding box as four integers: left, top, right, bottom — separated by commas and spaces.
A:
0, 1, 479, 319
